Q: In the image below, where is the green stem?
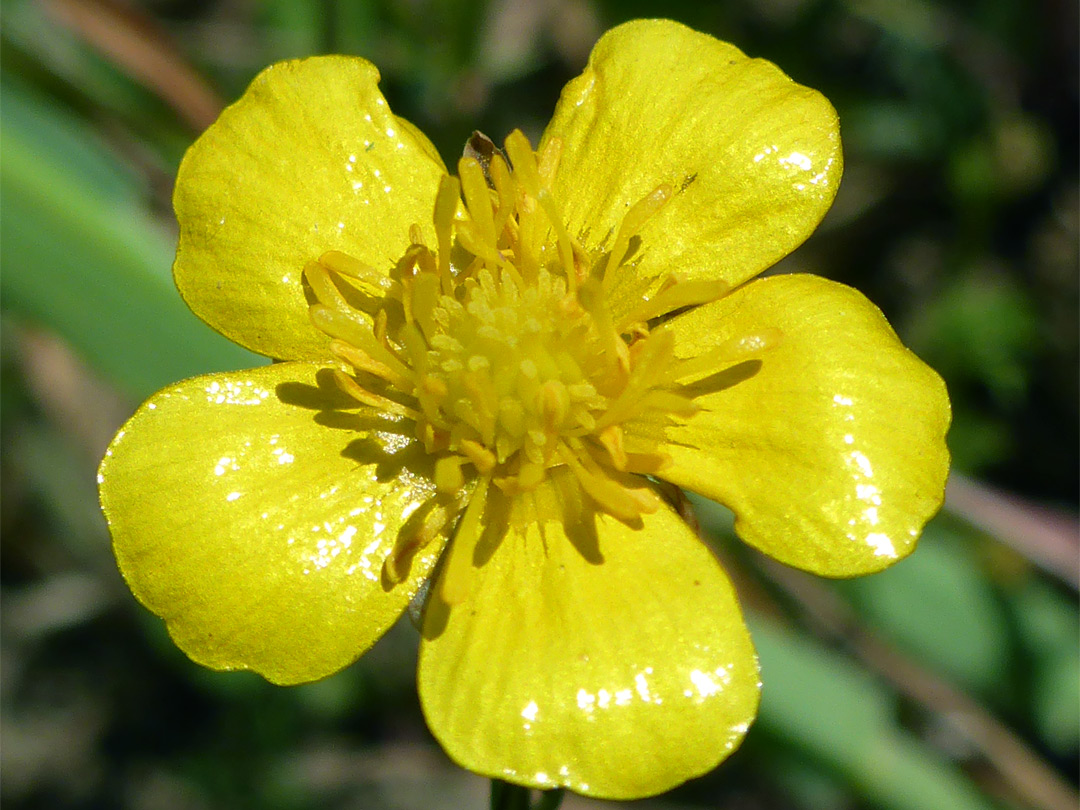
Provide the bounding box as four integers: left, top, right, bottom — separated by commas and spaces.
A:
534, 788, 566, 810
489, 780, 565, 810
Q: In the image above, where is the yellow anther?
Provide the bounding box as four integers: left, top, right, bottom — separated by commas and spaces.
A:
374, 308, 392, 352
462, 373, 499, 446
504, 129, 543, 196
459, 156, 497, 246
539, 379, 570, 434
383, 498, 460, 585
382, 536, 421, 585
399, 323, 430, 374
593, 330, 675, 431
420, 375, 449, 399
622, 451, 672, 475
303, 261, 349, 312
537, 188, 579, 293
639, 389, 699, 417
597, 425, 628, 470
605, 183, 674, 285
433, 174, 461, 294
454, 219, 506, 267
517, 461, 545, 490
439, 475, 490, 605
319, 251, 395, 295
503, 132, 578, 291
458, 439, 497, 473
418, 421, 450, 454
407, 272, 442, 339
434, 455, 467, 493
488, 153, 516, 238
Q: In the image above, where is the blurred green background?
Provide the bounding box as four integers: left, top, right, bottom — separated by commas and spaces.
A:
1, 0, 1077, 808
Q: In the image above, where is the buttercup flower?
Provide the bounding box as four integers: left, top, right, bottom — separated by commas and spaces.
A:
98, 19, 950, 799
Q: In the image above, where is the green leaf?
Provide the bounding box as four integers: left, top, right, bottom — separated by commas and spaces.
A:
837, 520, 1012, 697
1007, 578, 1080, 753
750, 616, 999, 810
0, 76, 261, 400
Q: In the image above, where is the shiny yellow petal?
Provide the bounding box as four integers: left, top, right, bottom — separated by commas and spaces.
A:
542, 19, 840, 305
656, 274, 951, 576
174, 56, 447, 361
417, 476, 759, 799
99, 362, 444, 685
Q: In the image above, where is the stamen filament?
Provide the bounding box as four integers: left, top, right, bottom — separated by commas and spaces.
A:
604, 183, 673, 285
666, 328, 784, 381
439, 475, 491, 604
329, 338, 414, 391
618, 277, 730, 330
332, 369, 420, 420
309, 305, 412, 380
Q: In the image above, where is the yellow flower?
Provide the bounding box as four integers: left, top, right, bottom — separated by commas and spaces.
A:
98, 19, 950, 800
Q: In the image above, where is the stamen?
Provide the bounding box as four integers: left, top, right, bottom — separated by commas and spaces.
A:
303, 261, 347, 309
622, 451, 672, 475
538, 379, 570, 435
329, 338, 413, 391
407, 272, 442, 341
559, 444, 660, 522
458, 156, 497, 246
383, 496, 463, 585
605, 184, 673, 285
578, 278, 630, 372
538, 188, 580, 292
309, 304, 412, 381
505, 132, 577, 290
433, 175, 461, 293
332, 369, 420, 420
458, 438, 496, 473
454, 219, 506, 267
318, 251, 396, 295
667, 327, 784, 381
597, 425, 628, 470
503, 130, 542, 196
593, 329, 676, 430
638, 389, 699, 417
488, 154, 516, 239
434, 455, 467, 493
618, 276, 730, 329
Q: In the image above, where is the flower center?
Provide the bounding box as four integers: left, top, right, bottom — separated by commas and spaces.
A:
303, 130, 776, 598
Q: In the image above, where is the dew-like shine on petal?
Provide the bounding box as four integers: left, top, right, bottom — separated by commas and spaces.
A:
100, 363, 444, 685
